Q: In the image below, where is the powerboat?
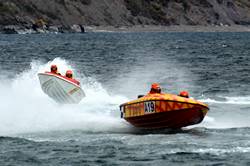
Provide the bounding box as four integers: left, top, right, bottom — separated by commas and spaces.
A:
120, 93, 209, 129
38, 72, 85, 104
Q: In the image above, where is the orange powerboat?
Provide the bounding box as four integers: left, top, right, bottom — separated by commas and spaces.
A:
120, 93, 209, 129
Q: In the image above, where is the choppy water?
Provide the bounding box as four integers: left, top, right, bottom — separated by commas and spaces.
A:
1, 32, 250, 165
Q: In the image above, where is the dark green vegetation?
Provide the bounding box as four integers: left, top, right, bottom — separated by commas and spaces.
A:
0, 0, 250, 29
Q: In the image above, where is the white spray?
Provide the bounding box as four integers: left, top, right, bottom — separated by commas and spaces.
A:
0, 58, 130, 136
1, 58, 250, 135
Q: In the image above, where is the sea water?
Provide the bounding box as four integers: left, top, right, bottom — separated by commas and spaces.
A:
0, 32, 250, 165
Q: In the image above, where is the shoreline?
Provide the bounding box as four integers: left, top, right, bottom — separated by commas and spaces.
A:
85, 25, 250, 33
1, 25, 250, 34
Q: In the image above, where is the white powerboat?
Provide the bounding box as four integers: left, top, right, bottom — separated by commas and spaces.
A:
38, 72, 85, 104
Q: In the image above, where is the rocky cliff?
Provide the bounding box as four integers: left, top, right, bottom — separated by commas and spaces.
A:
0, 0, 250, 33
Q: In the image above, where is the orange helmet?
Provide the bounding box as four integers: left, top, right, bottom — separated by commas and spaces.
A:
179, 91, 189, 98
151, 83, 160, 90
66, 70, 73, 78
150, 83, 161, 93
51, 65, 57, 72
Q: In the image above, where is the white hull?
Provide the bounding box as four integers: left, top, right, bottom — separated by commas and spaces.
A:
38, 73, 85, 104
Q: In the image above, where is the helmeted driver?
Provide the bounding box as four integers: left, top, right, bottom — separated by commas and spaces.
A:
65, 70, 73, 79
50, 64, 61, 75
149, 83, 162, 94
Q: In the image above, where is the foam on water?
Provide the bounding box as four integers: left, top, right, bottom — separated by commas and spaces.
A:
188, 95, 250, 129
200, 96, 250, 105
198, 96, 250, 128
164, 146, 250, 155
0, 58, 130, 135
195, 96, 250, 129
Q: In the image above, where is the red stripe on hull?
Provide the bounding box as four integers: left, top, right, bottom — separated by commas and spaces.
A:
124, 108, 206, 129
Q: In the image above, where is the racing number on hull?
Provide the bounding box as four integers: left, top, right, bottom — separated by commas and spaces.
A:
144, 101, 155, 113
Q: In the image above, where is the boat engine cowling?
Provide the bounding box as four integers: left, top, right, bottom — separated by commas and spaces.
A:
138, 95, 144, 98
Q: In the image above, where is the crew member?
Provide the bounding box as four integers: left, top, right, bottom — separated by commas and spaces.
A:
50, 64, 61, 75
149, 83, 162, 94
65, 70, 80, 85
65, 70, 73, 79
179, 91, 189, 98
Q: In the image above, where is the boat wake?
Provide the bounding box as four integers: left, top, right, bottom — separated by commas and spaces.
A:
199, 96, 250, 105
0, 58, 130, 136
1, 58, 250, 135
195, 96, 250, 129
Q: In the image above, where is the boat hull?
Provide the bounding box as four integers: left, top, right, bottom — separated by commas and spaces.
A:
38, 73, 85, 104
124, 107, 206, 129
120, 94, 209, 129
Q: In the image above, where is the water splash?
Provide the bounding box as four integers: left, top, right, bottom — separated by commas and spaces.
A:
2, 58, 250, 135
194, 95, 250, 129
0, 58, 130, 135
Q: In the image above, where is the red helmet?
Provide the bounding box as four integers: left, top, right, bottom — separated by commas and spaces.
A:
66, 70, 73, 78
151, 83, 160, 90
150, 83, 161, 93
51, 65, 57, 72
179, 91, 189, 98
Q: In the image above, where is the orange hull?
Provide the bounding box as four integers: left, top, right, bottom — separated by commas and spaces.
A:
120, 93, 209, 129
125, 107, 206, 129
